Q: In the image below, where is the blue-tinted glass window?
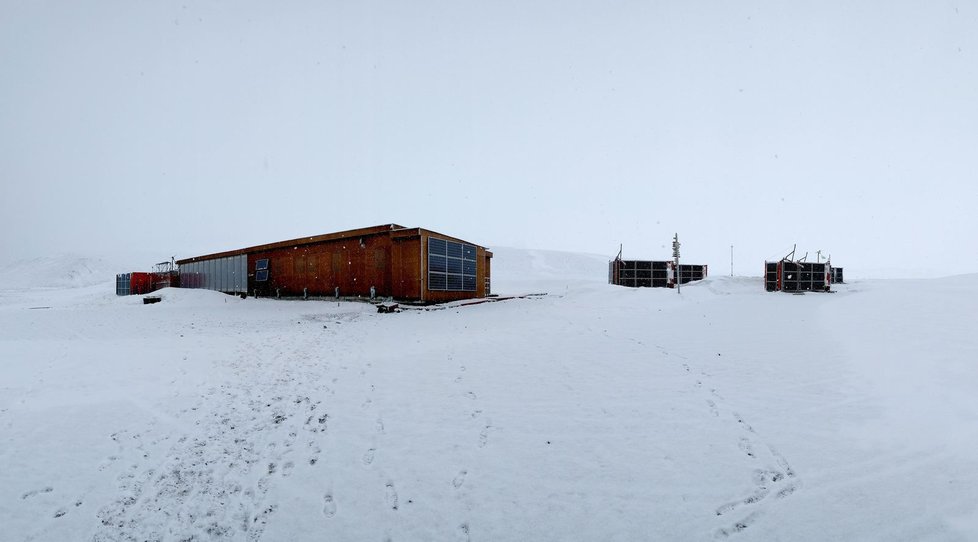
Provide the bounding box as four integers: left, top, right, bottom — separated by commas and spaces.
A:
447, 242, 463, 259
447, 274, 463, 291
256, 259, 269, 270
429, 273, 447, 290
256, 269, 269, 281
427, 237, 478, 292
429, 238, 447, 255
429, 255, 447, 273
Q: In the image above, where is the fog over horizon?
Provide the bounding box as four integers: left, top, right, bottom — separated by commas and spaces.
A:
2, 1, 976, 278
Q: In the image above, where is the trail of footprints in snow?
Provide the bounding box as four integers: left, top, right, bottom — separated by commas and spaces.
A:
20, 485, 83, 521
661, 349, 801, 538
713, 412, 801, 538
91, 375, 333, 541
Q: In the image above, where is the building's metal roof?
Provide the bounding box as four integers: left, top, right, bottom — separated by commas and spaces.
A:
176, 224, 491, 263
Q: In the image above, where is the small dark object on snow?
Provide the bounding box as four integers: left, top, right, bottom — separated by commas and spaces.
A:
377, 302, 400, 314
143, 296, 162, 305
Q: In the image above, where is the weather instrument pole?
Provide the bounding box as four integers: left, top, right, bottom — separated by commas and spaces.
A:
730, 245, 734, 277
672, 233, 681, 294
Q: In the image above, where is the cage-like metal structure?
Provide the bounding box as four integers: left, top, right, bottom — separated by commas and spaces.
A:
609, 259, 708, 288
764, 260, 831, 292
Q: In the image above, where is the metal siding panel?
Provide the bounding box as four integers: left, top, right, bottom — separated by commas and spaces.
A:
206, 259, 215, 290
233, 255, 243, 292
231, 256, 238, 292
221, 257, 229, 291
219, 257, 228, 292
218, 258, 225, 291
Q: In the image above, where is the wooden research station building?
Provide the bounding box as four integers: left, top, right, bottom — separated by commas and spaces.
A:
176, 224, 492, 303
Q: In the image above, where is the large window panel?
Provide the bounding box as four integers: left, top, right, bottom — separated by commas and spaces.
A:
428, 273, 447, 290
447, 274, 463, 291
447, 242, 463, 259
429, 255, 447, 273
429, 238, 447, 254
428, 237, 477, 292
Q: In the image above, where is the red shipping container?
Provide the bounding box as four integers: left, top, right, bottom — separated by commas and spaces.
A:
129, 272, 153, 295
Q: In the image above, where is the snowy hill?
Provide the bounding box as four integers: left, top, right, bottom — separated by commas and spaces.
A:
489, 246, 610, 294
2, 249, 977, 541
0, 255, 121, 290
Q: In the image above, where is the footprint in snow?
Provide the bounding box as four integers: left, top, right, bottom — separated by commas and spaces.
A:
322, 495, 337, 518
362, 448, 375, 466
385, 483, 399, 511
738, 437, 755, 458
776, 483, 799, 499
716, 511, 761, 538
22, 487, 54, 500
715, 487, 769, 517
752, 469, 784, 486
732, 412, 754, 433
453, 470, 467, 489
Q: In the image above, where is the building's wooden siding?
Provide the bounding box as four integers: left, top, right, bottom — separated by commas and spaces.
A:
391, 232, 422, 300
178, 225, 490, 303
247, 232, 396, 298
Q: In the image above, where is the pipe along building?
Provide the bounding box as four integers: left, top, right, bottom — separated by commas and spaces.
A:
169, 224, 492, 303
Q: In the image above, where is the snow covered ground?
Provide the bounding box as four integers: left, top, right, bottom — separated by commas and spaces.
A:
2, 250, 977, 541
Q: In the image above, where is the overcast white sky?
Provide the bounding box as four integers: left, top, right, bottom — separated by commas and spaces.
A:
2, 1, 976, 277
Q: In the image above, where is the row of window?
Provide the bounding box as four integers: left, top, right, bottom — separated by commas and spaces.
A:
428, 238, 477, 292
249, 244, 480, 292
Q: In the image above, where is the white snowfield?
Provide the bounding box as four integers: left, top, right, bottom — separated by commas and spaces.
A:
2, 250, 977, 541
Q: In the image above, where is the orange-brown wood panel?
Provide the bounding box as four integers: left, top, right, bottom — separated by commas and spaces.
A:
246, 233, 396, 297
391, 236, 421, 300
